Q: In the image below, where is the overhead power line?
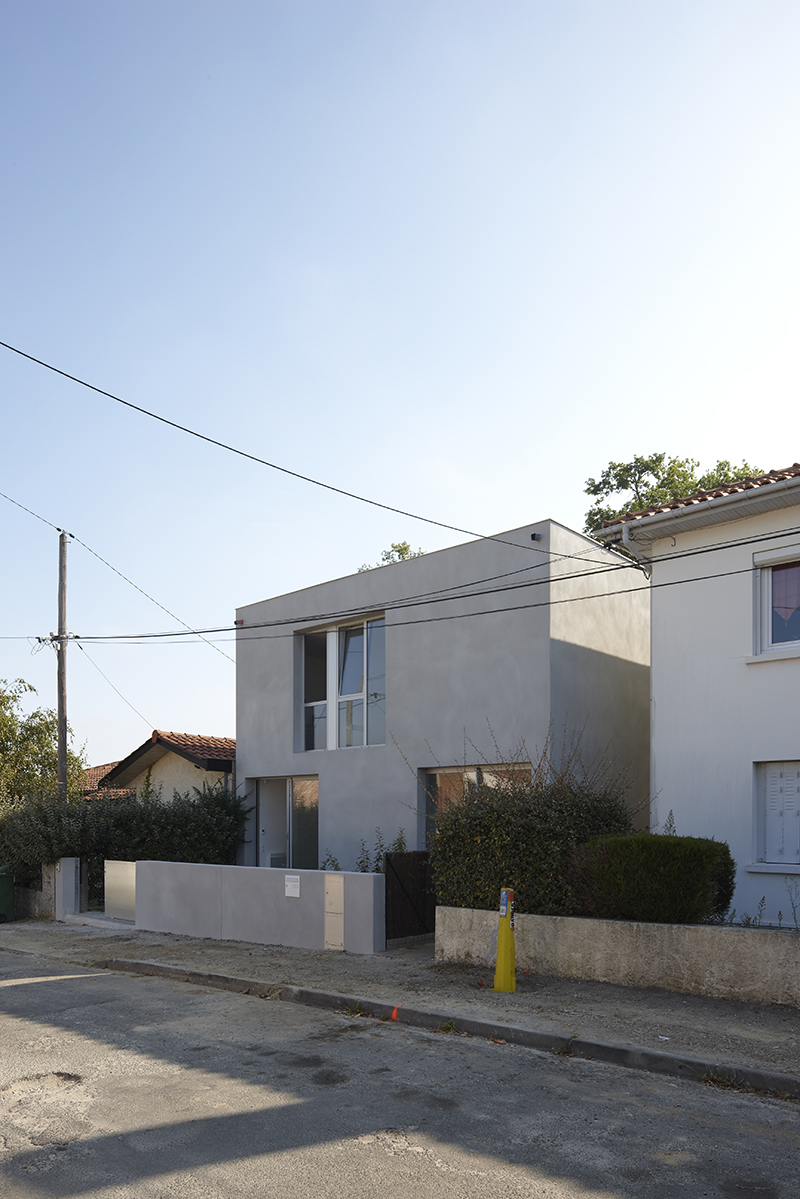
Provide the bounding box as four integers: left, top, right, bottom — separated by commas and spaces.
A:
0, 339, 618, 571
0, 489, 234, 664
65, 559, 770, 645
59, 515, 800, 645
74, 642, 153, 728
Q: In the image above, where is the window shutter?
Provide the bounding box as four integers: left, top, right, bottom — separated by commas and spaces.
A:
765, 764, 785, 863
783, 765, 800, 866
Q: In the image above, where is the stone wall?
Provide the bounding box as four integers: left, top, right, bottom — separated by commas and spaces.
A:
14, 864, 56, 920
436, 906, 800, 1007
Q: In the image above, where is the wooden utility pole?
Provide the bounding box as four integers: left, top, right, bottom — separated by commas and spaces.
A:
57, 530, 68, 799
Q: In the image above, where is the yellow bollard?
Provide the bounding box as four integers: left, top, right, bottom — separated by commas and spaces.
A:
492, 887, 516, 992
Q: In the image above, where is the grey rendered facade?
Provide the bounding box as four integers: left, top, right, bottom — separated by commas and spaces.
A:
235, 520, 650, 872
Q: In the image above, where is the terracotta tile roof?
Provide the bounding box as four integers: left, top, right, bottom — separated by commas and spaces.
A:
83, 761, 134, 801
87, 787, 136, 801
602, 464, 800, 527
153, 731, 236, 761
84, 761, 120, 789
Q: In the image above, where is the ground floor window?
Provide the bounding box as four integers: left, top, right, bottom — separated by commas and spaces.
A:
423, 763, 531, 847
426, 763, 531, 807
760, 762, 800, 865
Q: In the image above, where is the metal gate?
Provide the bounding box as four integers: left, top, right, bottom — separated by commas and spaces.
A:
384, 850, 436, 943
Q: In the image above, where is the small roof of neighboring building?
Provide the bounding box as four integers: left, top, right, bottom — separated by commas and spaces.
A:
84, 761, 120, 790
598, 463, 800, 547
100, 730, 236, 789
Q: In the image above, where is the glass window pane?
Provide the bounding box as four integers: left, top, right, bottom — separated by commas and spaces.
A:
290, 778, 318, 870
304, 633, 327, 703
366, 618, 385, 745
772, 563, 800, 644
304, 703, 327, 751
338, 699, 364, 747
339, 627, 364, 696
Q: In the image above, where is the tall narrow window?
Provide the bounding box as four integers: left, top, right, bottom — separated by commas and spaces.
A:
338, 626, 364, 747
290, 778, 319, 870
303, 632, 327, 751
366, 618, 385, 745
338, 618, 386, 747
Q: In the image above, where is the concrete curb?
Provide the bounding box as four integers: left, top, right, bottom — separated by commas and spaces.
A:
93, 957, 800, 1100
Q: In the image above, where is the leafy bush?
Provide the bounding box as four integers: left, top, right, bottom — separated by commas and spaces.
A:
430, 749, 633, 914
566, 833, 736, 924
0, 783, 250, 888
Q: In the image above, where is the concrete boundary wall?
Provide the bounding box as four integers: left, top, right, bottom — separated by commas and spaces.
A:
135, 861, 385, 954
435, 906, 800, 1007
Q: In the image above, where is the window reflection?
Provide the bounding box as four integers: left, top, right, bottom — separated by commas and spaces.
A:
772, 562, 800, 644
339, 627, 364, 696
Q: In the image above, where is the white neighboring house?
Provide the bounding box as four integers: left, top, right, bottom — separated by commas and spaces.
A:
235, 519, 650, 873
97, 730, 236, 797
598, 463, 800, 925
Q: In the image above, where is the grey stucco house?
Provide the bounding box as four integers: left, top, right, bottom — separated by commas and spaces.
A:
235, 520, 650, 872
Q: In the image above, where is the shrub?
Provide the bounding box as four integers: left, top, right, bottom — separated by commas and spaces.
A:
430, 748, 633, 914
566, 833, 736, 924
0, 783, 250, 888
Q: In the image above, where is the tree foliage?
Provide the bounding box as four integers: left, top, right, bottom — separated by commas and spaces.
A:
584, 454, 762, 534
0, 679, 87, 800
358, 541, 425, 572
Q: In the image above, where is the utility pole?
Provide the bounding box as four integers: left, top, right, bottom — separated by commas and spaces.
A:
57, 530, 68, 800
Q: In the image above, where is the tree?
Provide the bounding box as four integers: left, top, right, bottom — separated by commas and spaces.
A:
0, 679, 87, 799
358, 541, 425, 572
584, 454, 762, 534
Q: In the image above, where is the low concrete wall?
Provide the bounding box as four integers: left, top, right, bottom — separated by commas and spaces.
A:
135, 862, 386, 954
14, 864, 56, 920
436, 906, 800, 1007
105, 861, 136, 921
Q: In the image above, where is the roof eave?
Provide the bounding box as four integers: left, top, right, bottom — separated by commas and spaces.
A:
102, 741, 167, 788
597, 474, 800, 552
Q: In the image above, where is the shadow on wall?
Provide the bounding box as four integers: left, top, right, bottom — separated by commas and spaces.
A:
549, 641, 650, 828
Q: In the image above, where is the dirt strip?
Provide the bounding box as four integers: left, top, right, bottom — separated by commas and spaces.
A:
1, 920, 798, 1082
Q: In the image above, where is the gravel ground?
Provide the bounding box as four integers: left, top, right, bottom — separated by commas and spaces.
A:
1, 918, 798, 1079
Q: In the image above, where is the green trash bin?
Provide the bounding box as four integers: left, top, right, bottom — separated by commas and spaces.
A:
0, 866, 15, 923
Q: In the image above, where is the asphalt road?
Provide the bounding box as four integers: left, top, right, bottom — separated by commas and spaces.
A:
0, 949, 797, 1198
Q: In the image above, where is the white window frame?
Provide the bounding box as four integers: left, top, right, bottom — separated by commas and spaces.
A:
300, 615, 385, 752
752, 544, 800, 658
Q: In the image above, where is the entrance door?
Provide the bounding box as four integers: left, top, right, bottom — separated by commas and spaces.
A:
258, 779, 288, 867
257, 777, 319, 869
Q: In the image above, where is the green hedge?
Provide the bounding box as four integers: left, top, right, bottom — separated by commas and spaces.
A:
566, 833, 736, 924
0, 784, 250, 888
431, 777, 632, 914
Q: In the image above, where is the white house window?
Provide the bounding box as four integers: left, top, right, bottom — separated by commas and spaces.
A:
770, 562, 800, 645
302, 617, 385, 751
761, 762, 800, 865
754, 548, 800, 654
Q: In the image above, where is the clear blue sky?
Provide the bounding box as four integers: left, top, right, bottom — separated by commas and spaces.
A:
2, 1, 799, 765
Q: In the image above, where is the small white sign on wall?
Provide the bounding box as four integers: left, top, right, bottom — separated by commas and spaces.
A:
285, 874, 300, 898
